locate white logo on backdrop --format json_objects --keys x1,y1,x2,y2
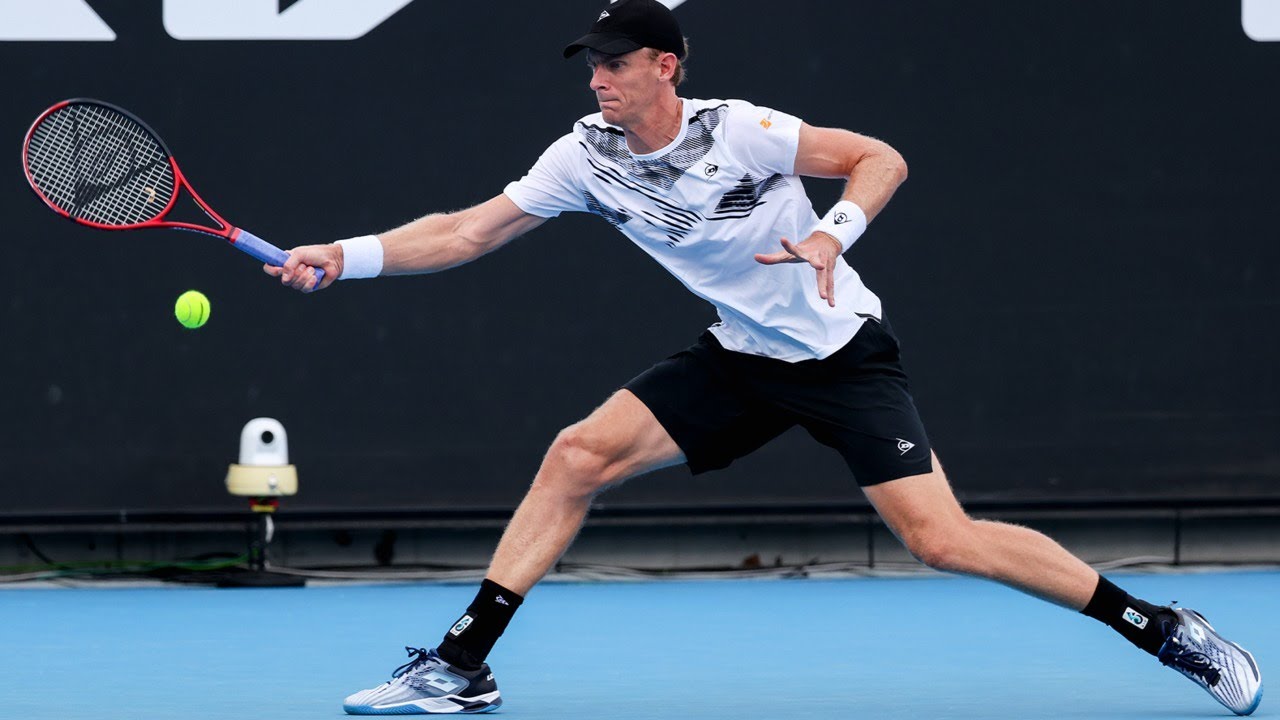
[
  {"x1": 11, "y1": 3, "x2": 1272, "y2": 44},
  {"x1": 0, "y1": 0, "x2": 420, "y2": 41},
  {"x1": 164, "y1": 0, "x2": 417, "y2": 41},
  {"x1": 0, "y1": 0, "x2": 693, "y2": 41},
  {"x1": 0, "y1": 0, "x2": 115, "y2": 41},
  {"x1": 1243, "y1": 0, "x2": 1280, "y2": 40}
]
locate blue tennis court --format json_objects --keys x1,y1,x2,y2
[{"x1": 1, "y1": 569, "x2": 1272, "y2": 719}]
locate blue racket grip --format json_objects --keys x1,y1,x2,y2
[{"x1": 233, "y1": 228, "x2": 326, "y2": 285}]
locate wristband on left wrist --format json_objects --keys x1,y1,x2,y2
[{"x1": 811, "y1": 200, "x2": 867, "y2": 253}]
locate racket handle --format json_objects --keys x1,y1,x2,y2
[{"x1": 233, "y1": 228, "x2": 326, "y2": 285}]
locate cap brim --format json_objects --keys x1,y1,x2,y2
[{"x1": 562, "y1": 33, "x2": 645, "y2": 59}]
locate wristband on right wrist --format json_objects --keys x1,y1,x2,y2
[{"x1": 335, "y1": 235, "x2": 383, "y2": 280}]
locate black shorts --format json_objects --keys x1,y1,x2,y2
[{"x1": 623, "y1": 319, "x2": 933, "y2": 487}]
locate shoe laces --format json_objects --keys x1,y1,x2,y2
[
  {"x1": 1159, "y1": 638, "x2": 1222, "y2": 687},
  {"x1": 391, "y1": 647, "x2": 436, "y2": 679}
]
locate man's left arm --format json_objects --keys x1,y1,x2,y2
[
  {"x1": 754, "y1": 123, "x2": 909, "y2": 306},
  {"x1": 794, "y1": 123, "x2": 908, "y2": 222}
]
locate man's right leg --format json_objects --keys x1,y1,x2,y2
[
  {"x1": 434, "y1": 389, "x2": 685, "y2": 667},
  {"x1": 484, "y1": 388, "x2": 685, "y2": 596},
  {"x1": 343, "y1": 389, "x2": 684, "y2": 715}
]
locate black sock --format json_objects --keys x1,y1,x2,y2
[
  {"x1": 436, "y1": 578, "x2": 524, "y2": 670},
  {"x1": 1080, "y1": 575, "x2": 1176, "y2": 656}
]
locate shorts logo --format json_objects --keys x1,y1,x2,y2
[
  {"x1": 1123, "y1": 607, "x2": 1148, "y2": 630},
  {"x1": 599, "y1": 10, "x2": 611, "y2": 20},
  {"x1": 896, "y1": 439, "x2": 915, "y2": 455},
  {"x1": 449, "y1": 614, "x2": 474, "y2": 636}
]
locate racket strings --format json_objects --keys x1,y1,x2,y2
[{"x1": 26, "y1": 103, "x2": 175, "y2": 227}]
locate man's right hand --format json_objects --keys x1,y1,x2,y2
[{"x1": 263, "y1": 243, "x2": 343, "y2": 293}]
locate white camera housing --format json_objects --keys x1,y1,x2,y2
[
  {"x1": 226, "y1": 418, "x2": 297, "y2": 498},
  {"x1": 239, "y1": 417, "x2": 289, "y2": 466}
]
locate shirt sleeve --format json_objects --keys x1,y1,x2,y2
[
  {"x1": 502, "y1": 133, "x2": 587, "y2": 218},
  {"x1": 722, "y1": 100, "x2": 803, "y2": 177}
]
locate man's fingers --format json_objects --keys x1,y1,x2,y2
[
  {"x1": 296, "y1": 267, "x2": 317, "y2": 292},
  {"x1": 757, "y1": 238, "x2": 808, "y2": 265},
  {"x1": 284, "y1": 264, "x2": 308, "y2": 290},
  {"x1": 817, "y1": 256, "x2": 835, "y2": 306},
  {"x1": 263, "y1": 244, "x2": 339, "y2": 293},
  {"x1": 754, "y1": 250, "x2": 798, "y2": 265},
  {"x1": 757, "y1": 235, "x2": 836, "y2": 305},
  {"x1": 781, "y1": 237, "x2": 824, "y2": 270},
  {"x1": 279, "y1": 252, "x2": 304, "y2": 283},
  {"x1": 778, "y1": 237, "x2": 805, "y2": 262}
]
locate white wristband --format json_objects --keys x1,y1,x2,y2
[
  {"x1": 335, "y1": 235, "x2": 383, "y2": 280},
  {"x1": 812, "y1": 200, "x2": 868, "y2": 253}
]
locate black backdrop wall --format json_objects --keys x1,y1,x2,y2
[{"x1": 1, "y1": 1, "x2": 1277, "y2": 517}]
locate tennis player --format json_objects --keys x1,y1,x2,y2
[{"x1": 268, "y1": 0, "x2": 1262, "y2": 715}]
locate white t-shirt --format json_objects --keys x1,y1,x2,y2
[{"x1": 503, "y1": 97, "x2": 883, "y2": 362}]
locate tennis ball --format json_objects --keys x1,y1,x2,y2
[{"x1": 174, "y1": 290, "x2": 210, "y2": 329}]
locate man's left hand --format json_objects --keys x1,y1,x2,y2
[{"x1": 754, "y1": 232, "x2": 843, "y2": 307}]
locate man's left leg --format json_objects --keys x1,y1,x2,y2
[
  {"x1": 862, "y1": 451, "x2": 1098, "y2": 608},
  {"x1": 864, "y1": 452, "x2": 1263, "y2": 716}
]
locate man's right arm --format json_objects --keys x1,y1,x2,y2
[{"x1": 268, "y1": 193, "x2": 546, "y2": 292}]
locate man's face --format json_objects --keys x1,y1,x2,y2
[{"x1": 586, "y1": 48, "x2": 665, "y2": 127}]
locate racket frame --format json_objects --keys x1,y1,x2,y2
[{"x1": 22, "y1": 98, "x2": 259, "y2": 248}]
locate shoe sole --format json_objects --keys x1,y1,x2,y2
[{"x1": 344, "y1": 692, "x2": 502, "y2": 715}]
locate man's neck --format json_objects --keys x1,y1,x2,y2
[{"x1": 622, "y1": 95, "x2": 683, "y2": 155}]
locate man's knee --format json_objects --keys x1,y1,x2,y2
[
  {"x1": 536, "y1": 423, "x2": 625, "y2": 498},
  {"x1": 902, "y1": 519, "x2": 976, "y2": 573}
]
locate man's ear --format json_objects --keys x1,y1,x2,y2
[{"x1": 657, "y1": 52, "x2": 678, "y2": 81}]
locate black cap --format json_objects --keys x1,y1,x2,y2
[{"x1": 563, "y1": 0, "x2": 685, "y2": 60}]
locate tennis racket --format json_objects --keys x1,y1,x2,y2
[{"x1": 21, "y1": 98, "x2": 320, "y2": 282}]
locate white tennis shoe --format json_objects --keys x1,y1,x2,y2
[
  {"x1": 1158, "y1": 607, "x2": 1262, "y2": 716},
  {"x1": 343, "y1": 647, "x2": 502, "y2": 715}
]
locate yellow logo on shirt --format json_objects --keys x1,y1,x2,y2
[{"x1": 759, "y1": 118, "x2": 773, "y2": 129}]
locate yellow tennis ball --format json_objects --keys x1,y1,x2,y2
[{"x1": 174, "y1": 290, "x2": 210, "y2": 329}]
